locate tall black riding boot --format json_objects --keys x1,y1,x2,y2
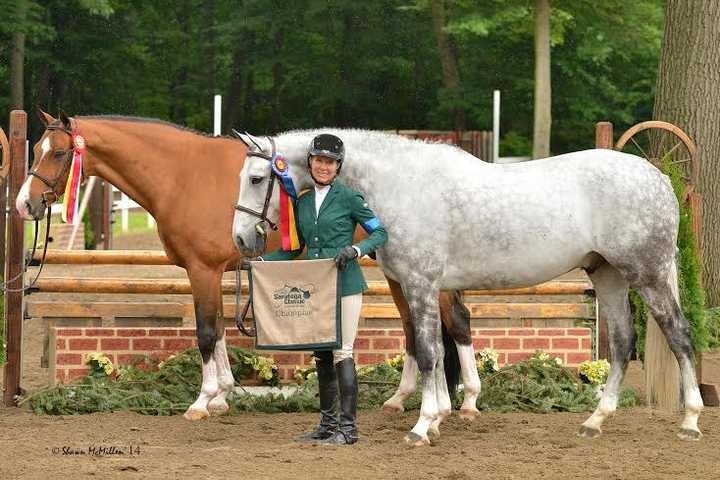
[
  {"x1": 296, "y1": 351, "x2": 338, "y2": 442},
  {"x1": 321, "y1": 358, "x2": 358, "y2": 445}
]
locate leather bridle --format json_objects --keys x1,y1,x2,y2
[
  {"x1": 233, "y1": 137, "x2": 280, "y2": 232},
  {"x1": 28, "y1": 122, "x2": 77, "y2": 205}
]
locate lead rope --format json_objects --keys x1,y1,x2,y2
[
  {"x1": 1, "y1": 206, "x2": 52, "y2": 293},
  {"x1": 235, "y1": 263, "x2": 255, "y2": 337}
]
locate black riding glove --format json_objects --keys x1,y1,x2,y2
[{"x1": 334, "y1": 246, "x2": 358, "y2": 271}]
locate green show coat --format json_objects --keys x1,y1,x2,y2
[{"x1": 263, "y1": 180, "x2": 388, "y2": 296}]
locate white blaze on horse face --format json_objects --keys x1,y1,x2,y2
[
  {"x1": 16, "y1": 136, "x2": 52, "y2": 220},
  {"x1": 15, "y1": 178, "x2": 33, "y2": 220},
  {"x1": 233, "y1": 157, "x2": 278, "y2": 253}
]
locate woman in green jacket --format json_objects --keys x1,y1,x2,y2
[{"x1": 260, "y1": 133, "x2": 388, "y2": 445}]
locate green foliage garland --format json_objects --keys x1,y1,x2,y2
[
  {"x1": 23, "y1": 348, "x2": 641, "y2": 415},
  {"x1": 631, "y1": 159, "x2": 708, "y2": 358}
]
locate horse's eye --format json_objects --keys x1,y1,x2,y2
[
  {"x1": 53, "y1": 151, "x2": 65, "y2": 159},
  {"x1": 251, "y1": 177, "x2": 263, "y2": 185}
]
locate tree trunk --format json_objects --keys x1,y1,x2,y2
[
  {"x1": 171, "y1": 2, "x2": 192, "y2": 124},
  {"x1": 204, "y1": 0, "x2": 217, "y2": 100},
  {"x1": 226, "y1": 45, "x2": 246, "y2": 129},
  {"x1": 532, "y1": 0, "x2": 551, "y2": 159},
  {"x1": 271, "y1": 28, "x2": 284, "y2": 133},
  {"x1": 430, "y1": 0, "x2": 465, "y2": 131},
  {"x1": 654, "y1": 0, "x2": 720, "y2": 306}
]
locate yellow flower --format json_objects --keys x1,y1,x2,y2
[
  {"x1": 84, "y1": 352, "x2": 114, "y2": 377},
  {"x1": 579, "y1": 360, "x2": 610, "y2": 385}
]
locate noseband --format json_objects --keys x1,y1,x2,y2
[
  {"x1": 234, "y1": 137, "x2": 280, "y2": 232},
  {"x1": 28, "y1": 122, "x2": 76, "y2": 205}
]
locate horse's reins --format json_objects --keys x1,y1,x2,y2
[
  {"x1": 1, "y1": 122, "x2": 75, "y2": 293},
  {"x1": 233, "y1": 136, "x2": 282, "y2": 337}
]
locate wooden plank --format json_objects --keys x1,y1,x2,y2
[
  {"x1": 32, "y1": 277, "x2": 592, "y2": 296},
  {"x1": 29, "y1": 300, "x2": 591, "y2": 320},
  {"x1": 33, "y1": 249, "x2": 380, "y2": 267},
  {"x1": 3, "y1": 110, "x2": 26, "y2": 406},
  {"x1": 27, "y1": 301, "x2": 187, "y2": 318},
  {"x1": 465, "y1": 303, "x2": 590, "y2": 319},
  {"x1": 34, "y1": 249, "x2": 173, "y2": 265}
]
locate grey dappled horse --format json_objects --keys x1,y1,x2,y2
[{"x1": 232, "y1": 129, "x2": 703, "y2": 444}]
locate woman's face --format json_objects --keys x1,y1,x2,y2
[{"x1": 310, "y1": 155, "x2": 339, "y2": 185}]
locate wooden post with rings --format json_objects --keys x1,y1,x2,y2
[
  {"x1": 594, "y1": 122, "x2": 613, "y2": 360},
  {"x1": 3, "y1": 110, "x2": 27, "y2": 406}
]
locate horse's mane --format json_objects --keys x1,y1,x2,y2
[
  {"x1": 278, "y1": 128, "x2": 468, "y2": 156},
  {"x1": 79, "y1": 115, "x2": 238, "y2": 140}
]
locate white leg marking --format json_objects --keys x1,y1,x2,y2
[
  {"x1": 407, "y1": 372, "x2": 438, "y2": 445},
  {"x1": 678, "y1": 362, "x2": 703, "y2": 440},
  {"x1": 429, "y1": 359, "x2": 452, "y2": 437},
  {"x1": 382, "y1": 353, "x2": 418, "y2": 413},
  {"x1": 580, "y1": 365, "x2": 623, "y2": 435},
  {"x1": 456, "y1": 342, "x2": 481, "y2": 419},
  {"x1": 208, "y1": 338, "x2": 235, "y2": 416},
  {"x1": 184, "y1": 356, "x2": 218, "y2": 420}
]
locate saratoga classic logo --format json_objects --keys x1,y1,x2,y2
[{"x1": 272, "y1": 284, "x2": 315, "y2": 318}]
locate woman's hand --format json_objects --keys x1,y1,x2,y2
[{"x1": 334, "y1": 246, "x2": 358, "y2": 271}]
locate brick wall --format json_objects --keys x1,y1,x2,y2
[{"x1": 50, "y1": 326, "x2": 592, "y2": 385}]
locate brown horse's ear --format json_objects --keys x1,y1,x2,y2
[
  {"x1": 59, "y1": 110, "x2": 72, "y2": 130},
  {"x1": 37, "y1": 107, "x2": 55, "y2": 127}
]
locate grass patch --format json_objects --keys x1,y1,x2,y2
[{"x1": 113, "y1": 210, "x2": 156, "y2": 237}]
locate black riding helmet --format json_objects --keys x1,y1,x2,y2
[{"x1": 307, "y1": 133, "x2": 345, "y2": 171}]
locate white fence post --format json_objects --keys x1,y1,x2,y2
[
  {"x1": 493, "y1": 90, "x2": 500, "y2": 163},
  {"x1": 214, "y1": 95, "x2": 222, "y2": 137}
]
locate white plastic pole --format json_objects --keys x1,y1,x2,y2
[
  {"x1": 493, "y1": 90, "x2": 500, "y2": 163},
  {"x1": 213, "y1": 95, "x2": 222, "y2": 136},
  {"x1": 121, "y1": 192, "x2": 129, "y2": 232}
]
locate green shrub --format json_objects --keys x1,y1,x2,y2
[{"x1": 632, "y1": 159, "x2": 708, "y2": 358}]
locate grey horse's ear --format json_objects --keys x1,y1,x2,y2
[
  {"x1": 232, "y1": 129, "x2": 253, "y2": 148},
  {"x1": 232, "y1": 130, "x2": 265, "y2": 151}
]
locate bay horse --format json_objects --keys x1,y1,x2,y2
[
  {"x1": 16, "y1": 111, "x2": 478, "y2": 422},
  {"x1": 233, "y1": 128, "x2": 704, "y2": 444}
]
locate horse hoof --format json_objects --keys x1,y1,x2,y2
[
  {"x1": 428, "y1": 426, "x2": 440, "y2": 438},
  {"x1": 382, "y1": 403, "x2": 404, "y2": 415},
  {"x1": 183, "y1": 408, "x2": 209, "y2": 421},
  {"x1": 459, "y1": 408, "x2": 480, "y2": 421},
  {"x1": 677, "y1": 429, "x2": 702, "y2": 441},
  {"x1": 208, "y1": 401, "x2": 230, "y2": 416},
  {"x1": 404, "y1": 432, "x2": 430, "y2": 447},
  {"x1": 577, "y1": 425, "x2": 601, "y2": 438}
]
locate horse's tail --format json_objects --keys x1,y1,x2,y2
[
  {"x1": 442, "y1": 290, "x2": 469, "y2": 405},
  {"x1": 669, "y1": 249, "x2": 681, "y2": 303},
  {"x1": 442, "y1": 322, "x2": 460, "y2": 404}
]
